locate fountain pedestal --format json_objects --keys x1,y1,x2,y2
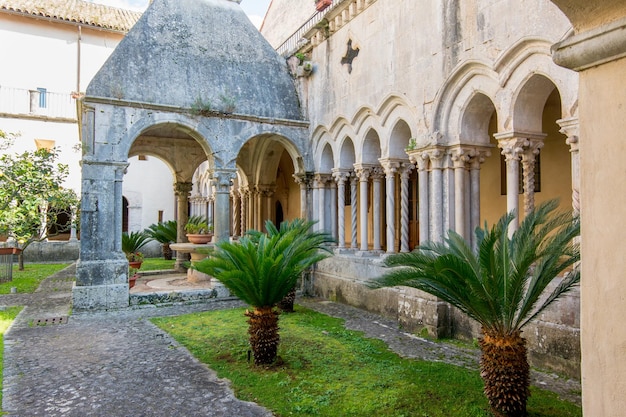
[{"x1": 170, "y1": 243, "x2": 228, "y2": 296}]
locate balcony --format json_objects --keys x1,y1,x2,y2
[{"x1": 0, "y1": 85, "x2": 77, "y2": 121}]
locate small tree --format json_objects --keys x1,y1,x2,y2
[
  {"x1": 146, "y1": 220, "x2": 177, "y2": 259},
  {"x1": 369, "y1": 200, "x2": 580, "y2": 417},
  {"x1": 194, "y1": 219, "x2": 334, "y2": 365},
  {"x1": 0, "y1": 130, "x2": 79, "y2": 269}
]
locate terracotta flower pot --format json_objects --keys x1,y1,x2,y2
[
  {"x1": 128, "y1": 261, "x2": 142, "y2": 269},
  {"x1": 316, "y1": 0, "x2": 332, "y2": 12},
  {"x1": 186, "y1": 233, "x2": 213, "y2": 244},
  {"x1": 128, "y1": 273, "x2": 139, "y2": 289}
]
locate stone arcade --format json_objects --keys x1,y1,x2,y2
[
  {"x1": 73, "y1": 1, "x2": 626, "y2": 414},
  {"x1": 73, "y1": 0, "x2": 309, "y2": 309}
]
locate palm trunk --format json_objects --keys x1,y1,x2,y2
[
  {"x1": 479, "y1": 329, "x2": 530, "y2": 417},
  {"x1": 162, "y1": 243, "x2": 173, "y2": 260},
  {"x1": 244, "y1": 306, "x2": 280, "y2": 365},
  {"x1": 277, "y1": 286, "x2": 296, "y2": 312}
]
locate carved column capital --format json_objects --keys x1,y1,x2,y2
[
  {"x1": 469, "y1": 147, "x2": 492, "y2": 169},
  {"x1": 313, "y1": 173, "x2": 332, "y2": 188},
  {"x1": 332, "y1": 168, "x2": 350, "y2": 184},
  {"x1": 495, "y1": 131, "x2": 546, "y2": 161},
  {"x1": 258, "y1": 184, "x2": 277, "y2": 197},
  {"x1": 174, "y1": 181, "x2": 193, "y2": 196},
  {"x1": 558, "y1": 117, "x2": 580, "y2": 152},
  {"x1": 448, "y1": 145, "x2": 474, "y2": 169},
  {"x1": 400, "y1": 162, "x2": 415, "y2": 179},
  {"x1": 370, "y1": 166, "x2": 385, "y2": 181},
  {"x1": 354, "y1": 164, "x2": 374, "y2": 181},
  {"x1": 211, "y1": 171, "x2": 236, "y2": 193},
  {"x1": 425, "y1": 147, "x2": 446, "y2": 170},
  {"x1": 293, "y1": 172, "x2": 313, "y2": 189},
  {"x1": 378, "y1": 158, "x2": 402, "y2": 177}
]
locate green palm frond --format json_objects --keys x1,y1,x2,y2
[
  {"x1": 122, "y1": 230, "x2": 152, "y2": 254},
  {"x1": 194, "y1": 218, "x2": 334, "y2": 308},
  {"x1": 369, "y1": 200, "x2": 580, "y2": 335},
  {"x1": 145, "y1": 220, "x2": 177, "y2": 244}
]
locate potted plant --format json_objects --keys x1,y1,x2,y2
[
  {"x1": 126, "y1": 251, "x2": 144, "y2": 269},
  {"x1": 146, "y1": 220, "x2": 177, "y2": 260},
  {"x1": 315, "y1": 0, "x2": 332, "y2": 12},
  {"x1": 184, "y1": 215, "x2": 213, "y2": 244},
  {"x1": 128, "y1": 266, "x2": 140, "y2": 289},
  {"x1": 122, "y1": 230, "x2": 152, "y2": 268}
]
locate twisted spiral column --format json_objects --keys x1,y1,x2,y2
[{"x1": 400, "y1": 163, "x2": 413, "y2": 252}]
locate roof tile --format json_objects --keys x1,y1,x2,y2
[{"x1": 0, "y1": 0, "x2": 142, "y2": 32}]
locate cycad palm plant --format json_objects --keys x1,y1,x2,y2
[
  {"x1": 369, "y1": 200, "x2": 580, "y2": 417},
  {"x1": 146, "y1": 220, "x2": 177, "y2": 260},
  {"x1": 121, "y1": 230, "x2": 152, "y2": 260},
  {"x1": 194, "y1": 218, "x2": 334, "y2": 365}
]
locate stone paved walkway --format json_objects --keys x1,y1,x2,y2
[{"x1": 1, "y1": 264, "x2": 581, "y2": 416}]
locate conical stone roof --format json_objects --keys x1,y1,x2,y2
[{"x1": 87, "y1": 0, "x2": 302, "y2": 120}]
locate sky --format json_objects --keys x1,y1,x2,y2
[{"x1": 87, "y1": 0, "x2": 271, "y2": 28}]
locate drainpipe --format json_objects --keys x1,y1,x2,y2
[{"x1": 76, "y1": 25, "x2": 82, "y2": 93}]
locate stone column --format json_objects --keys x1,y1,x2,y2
[
  {"x1": 409, "y1": 151, "x2": 430, "y2": 245},
  {"x1": 495, "y1": 134, "x2": 527, "y2": 235},
  {"x1": 380, "y1": 159, "x2": 401, "y2": 253},
  {"x1": 558, "y1": 117, "x2": 581, "y2": 216},
  {"x1": 469, "y1": 149, "x2": 491, "y2": 247},
  {"x1": 427, "y1": 148, "x2": 445, "y2": 242},
  {"x1": 260, "y1": 185, "x2": 276, "y2": 230},
  {"x1": 350, "y1": 173, "x2": 358, "y2": 249},
  {"x1": 254, "y1": 187, "x2": 263, "y2": 231},
  {"x1": 330, "y1": 181, "x2": 338, "y2": 240},
  {"x1": 521, "y1": 137, "x2": 545, "y2": 215},
  {"x1": 239, "y1": 188, "x2": 248, "y2": 235},
  {"x1": 400, "y1": 162, "x2": 414, "y2": 252},
  {"x1": 293, "y1": 173, "x2": 311, "y2": 221},
  {"x1": 354, "y1": 165, "x2": 371, "y2": 251},
  {"x1": 74, "y1": 161, "x2": 130, "y2": 310},
  {"x1": 449, "y1": 146, "x2": 472, "y2": 239},
  {"x1": 212, "y1": 171, "x2": 236, "y2": 242},
  {"x1": 332, "y1": 169, "x2": 350, "y2": 248},
  {"x1": 231, "y1": 189, "x2": 240, "y2": 237},
  {"x1": 371, "y1": 167, "x2": 384, "y2": 251},
  {"x1": 174, "y1": 181, "x2": 193, "y2": 270},
  {"x1": 69, "y1": 205, "x2": 78, "y2": 242},
  {"x1": 314, "y1": 174, "x2": 331, "y2": 232}
]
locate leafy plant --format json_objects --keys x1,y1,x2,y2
[
  {"x1": 185, "y1": 215, "x2": 212, "y2": 234},
  {"x1": 122, "y1": 231, "x2": 152, "y2": 260},
  {"x1": 295, "y1": 52, "x2": 307, "y2": 64},
  {"x1": 190, "y1": 96, "x2": 213, "y2": 116},
  {"x1": 0, "y1": 130, "x2": 79, "y2": 269},
  {"x1": 369, "y1": 200, "x2": 580, "y2": 417},
  {"x1": 219, "y1": 94, "x2": 236, "y2": 114},
  {"x1": 193, "y1": 218, "x2": 334, "y2": 365},
  {"x1": 146, "y1": 220, "x2": 177, "y2": 260}
]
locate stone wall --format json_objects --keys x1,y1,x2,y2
[
  {"x1": 313, "y1": 254, "x2": 581, "y2": 378},
  {"x1": 1, "y1": 240, "x2": 162, "y2": 264}
]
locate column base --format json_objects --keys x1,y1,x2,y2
[{"x1": 72, "y1": 283, "x2": 129, "y2": 311}]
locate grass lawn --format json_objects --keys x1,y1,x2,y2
[
  {"x1": 153, "y1": 306, "x2": 581, "y2": 417},
  {"x1": 140, "y1": 258, "x2": 176, "y2": 271},
  {"x1": 0, "y1": 306, "x2": 23, "y2": 406},
  {"x1": 0, "y1": 263, "x2": 70, "y2": 294}
]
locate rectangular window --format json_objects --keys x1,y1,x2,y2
[{"x1": 37, "y1": 87, "x2": 47, "y2": 108}]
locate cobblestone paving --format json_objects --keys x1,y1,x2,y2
[
  {"x1": 1, "y1": 264, "x2": 581, "y2": 416},
  {"x1": 1, "y1": 265, "x2": 271, "y2": 417}
]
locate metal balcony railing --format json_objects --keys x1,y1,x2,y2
[
  {"x1": 0, "y1": 85, "x2": 77, "y2": 120},
  {"x1": 276, "y1": 0, "x2": 346, "y2": 57}
]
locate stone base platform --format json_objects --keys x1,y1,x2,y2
[{"x1": 129, "y1": 270, "x2": 231, "y2": 306}]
